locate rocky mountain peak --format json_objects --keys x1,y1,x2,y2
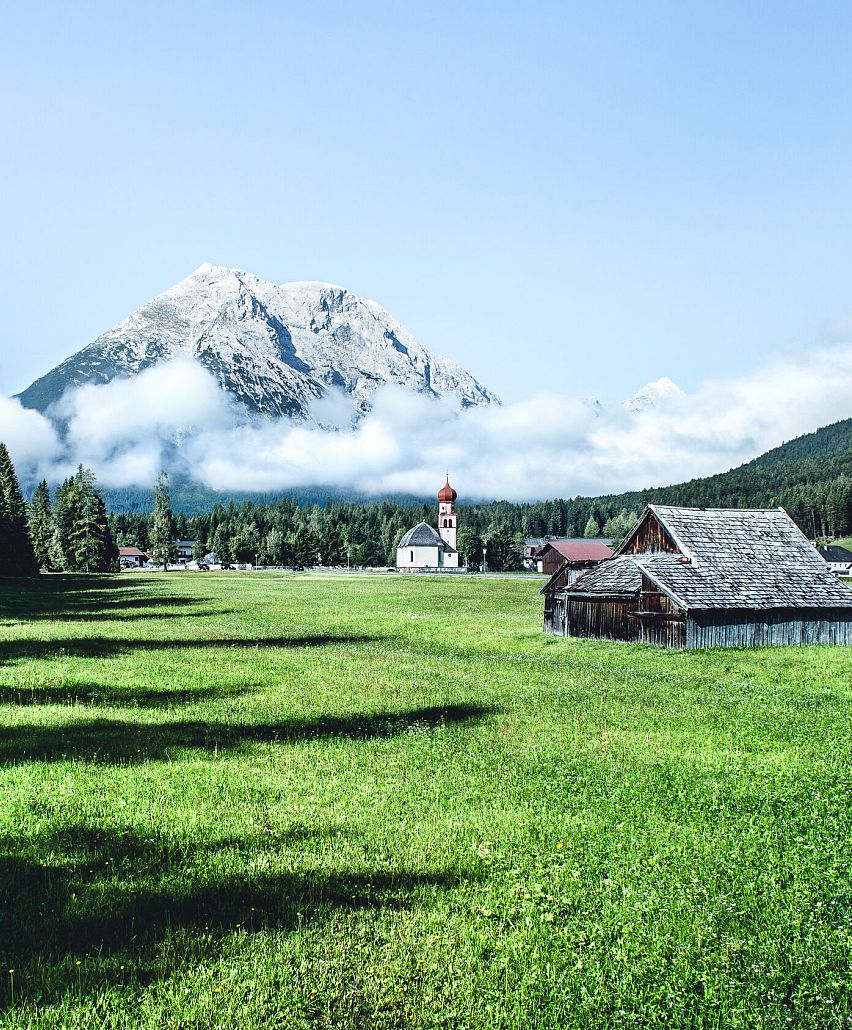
[{"x1": 17, "y1": 265, "x2": 499, "y2": 420}]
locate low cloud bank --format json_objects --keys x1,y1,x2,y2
[{"x1": 5, "y1": 346, "x2": 852, "y2": 501}]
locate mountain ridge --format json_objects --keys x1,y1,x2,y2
[{"x1": 16, "y1": 263, "x2": 498, "y2": 419}]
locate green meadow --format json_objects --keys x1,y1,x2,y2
[{"x1": 0, "y1": 572, "x2": 850, "y2": 1028}]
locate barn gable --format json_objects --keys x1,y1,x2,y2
[{"x1": 617, "y1": 508, "x2": 682, "y2": 557}]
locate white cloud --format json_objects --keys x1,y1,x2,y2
[
  {"x1": 0, "y1": 396, "x2": 62, "y2": 479},
  {"x1": 4, "y1": 345, "x2": 852, "y2": 500}
]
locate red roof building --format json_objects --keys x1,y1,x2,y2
[{"x1": 536, "y1": 539, "x2": 614, "y2": 575}]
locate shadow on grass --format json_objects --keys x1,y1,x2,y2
[
  {"x1": 0, "y1": 703, "x2": 498, "y2": 764},
  {"x1": 0, "y1": 823, "x2": 473, "y2": 1008},
  {"x1": 0, "y1": 683, "x2": 258, "y2": 708},
  {"x1": 0, "y1": 634, "x2": 382, "y2": 664},
  {"x1": 0, "y1": 575, "x2": 216, "y2": 624}
]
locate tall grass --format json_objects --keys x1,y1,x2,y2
[{"x1": 0, "y1": 572, "x2": 850, "y2": 1028}]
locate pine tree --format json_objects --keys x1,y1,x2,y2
[
  {"x1": 0, "y1": 481, "x2": 11, "y2": 576},
  {"x1": 66, "y1": 468, "x2": 117, "y2": 572},
  {"x1": 27, "y1": 480, "x2": 54, "y2": 571},
  {"x1": 51, "y1": 476, "x2": 79, "y2": 571},
  {"x1": 0, "y1": 442, "x2": 37, "y2": 575},
  {"x1": 583, "y1": 515, "x2": 602, "y2": 538},
  {"x1": 49, "y1": 467, "x2": 117, "y2": 572},
  {"x1": 292, "y1": 523, "x2": 318, "y2": 567},
  {"x1": 149, "y1": 470, "x2": 177, "y2": 571}
]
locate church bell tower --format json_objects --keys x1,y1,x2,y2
[{"x1": 437, "y1": 476, "x2": 458, "y2": 551}]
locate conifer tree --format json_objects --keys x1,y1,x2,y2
[
  {"x1": 27, "y1": 480, "x2": 54, "y2": 571},
  {"x1": 0, "y1": 479, "x2": 11, "y2": 577},
  {"x1": 149, "y1": 470, "x2": 177, "y2": 571},
  {"x1": 51, "y1": 467, "x2": 117, "y2": 572},
  {"x1": 583, "y1": 515, "x2": 602, "y2": 538},
  {"x1": 51, "y1": 475, "x2": 80, "y2": 571},
  {"x1": 0, "y1": 442, "x2": 37, "y2": 575},
  {"x1": 292, "y1": 523, "x2": 318, "y2": 567}
]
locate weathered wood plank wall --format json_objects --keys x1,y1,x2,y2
[
  {"x1": 563, "y1": 597, "x2": 641, "y2": 642},
  {"x1": 686, "y1": 609, "x2": 852, "y2": 647}
]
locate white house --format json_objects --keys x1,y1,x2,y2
[
  {"x1": 817, "y1": 544, "x2": 852, "y2": 577},
  {"x1": 396, "y1": 478, "x2": 461, "y2": 571}
]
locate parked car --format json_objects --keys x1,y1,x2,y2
[
  {"x1": 197, "y1": 563, "x2": 209, "y2": 571},
  {"x1": 291, "y1": 563, "x2": 304, "y2": 572}
]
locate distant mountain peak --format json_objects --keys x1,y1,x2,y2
[
  {"x1": 17, "y1": 265, "x2": 499, "y2": 420},
  {"x1": 626, "y1": 376, "x2": 685, "y2": 412}
]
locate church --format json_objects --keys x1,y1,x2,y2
[{"x1": 396, "y1": 477, "x2": 461, "y2": 571}]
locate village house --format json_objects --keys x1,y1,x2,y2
[
  {"x1": 817, "y1": 543, "x2": 852, "y2": 577},
  {"x1": 118, "y1": 546, "x2": 148, "y2": 568},
  {"x1": 175, "y1": 540, "x2": 198, "y2": 561},
  {"x1": 522, "y1": 537, "x2": 547, "y2": 567},
  {"x1": 396, "y1": 478, "x2": 461, "y2": 571},
  {"x1": 543, "y1": 505, "x2": 852, "y2": 648}
]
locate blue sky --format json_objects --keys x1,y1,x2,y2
[{"x1": 2, "y1": 0, "x2": 851, "y2": 404}]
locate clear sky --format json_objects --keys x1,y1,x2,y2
[{"x1": 2, "y1": 0, "x2": 851, "y2": 403}]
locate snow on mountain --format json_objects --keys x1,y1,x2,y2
[
  {"x1": 625, "y1": 376, "x2": 685, "y2": 413},
  {"x1": 17, "y1": 263, "x2": 499, "y2": 420}
]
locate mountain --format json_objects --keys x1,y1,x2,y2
[
  {"x1": 625, "y1": 376, "x2": 685, "y2": 412},
  {"x1": 16, "y1": 263, "x2": 498, "y2": 419}
]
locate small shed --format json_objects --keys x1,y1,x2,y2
[{"x1": 546, "y1": 505, "x2": 852, "y2": 648}]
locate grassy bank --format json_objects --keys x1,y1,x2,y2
[{"x1": 0, "y1": 573, "x2": 850, "y2": 1028}]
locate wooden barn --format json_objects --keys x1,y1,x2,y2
[{"x1": 543, "y1": 505, "x2": 852, "y2": 648}]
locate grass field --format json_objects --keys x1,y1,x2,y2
[{"x1": 1, "y1": 572, "x2": 850, "y2": 1029}]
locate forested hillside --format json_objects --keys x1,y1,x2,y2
[{"x1": 105, "y1": 419, "x2": 852, "y2": 567}]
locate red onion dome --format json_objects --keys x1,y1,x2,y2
[{"x1": 438, "y1": 477, "x2": 457, "y2": 503}]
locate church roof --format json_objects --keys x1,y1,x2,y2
[
  {"x1": 438, "y1": 477, "x2": 457, "y2": 503},
  {"x1": 398, "y1": 522, "x2": 446, "y2": 549}
]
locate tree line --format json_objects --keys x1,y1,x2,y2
[
  {"x1": 0, "y1": 445, "x2": 119, "y2": 574},
  {"x1": 106, "y1": 447, "x2": 852, "y2": 570}
]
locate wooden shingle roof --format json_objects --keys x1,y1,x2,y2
[
  {"x1": 561, "y1": 556, "x2": 642, "y2": 595},
  {"x1": 564, "y1": 506, "x2": 852, "y2": 611}
]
